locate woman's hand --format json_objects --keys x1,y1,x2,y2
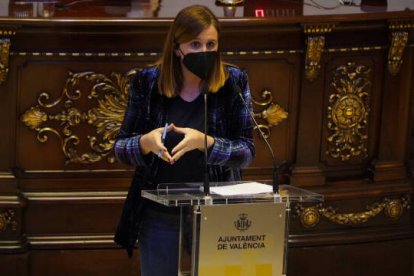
[
  {"x1": 171, "y1": 124, "x2": 214, "y2": 162},
  {"x1": 140, "y1": 125, "x2": 174, "y2": 163}
]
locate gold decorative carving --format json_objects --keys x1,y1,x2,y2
[
  {"x1": 384, "y1": 197, "x2": 410, "y2": 221},
  {"x1": 303, "y1": 24, "x2": 335, "y2": 82},
  {"x1": 327, "y1": 46, "x2": 385, "y2": 53},
  {"x1": 0, "y1": 26, "x2": 17, "y2": 85},
  {"x1": 0, "y1": 209, "x2": 17, "y2": 232},
  {"x1": 0, "y1": 38, "x2": 11, "y2": 85},
  {"x1": 298, "y1": 206, "x2": 320, "y2": 228},
  {"x1": 387, "y1": 20, "x2": 414, "y2": 76},
  {"x1": 305, "y1": 35, "x2": 325, "y2": 81},
  {"x1": 388, "y1": 20, "x2": 414, "y2": 30},
  {"x1": 10, "y1": 46, "x2": 386, "y2": 58},
  {"x1": 295, "y1": 195, "x2": 411, "y2": 227},
  {"x1": 21, "y1": 70, "x2": 137, "y2": 164},
  {"x1": 251, "y1": 89, "x2": 288, "y2": 138},
  {"x1": 0, "y1": 29, "x2": 17, "y2": 36},
  {"x1": 319, "y1": 202, "x2": 382, "y2": 226},
  {"x1": 11, "y1": 47, "x2": 386, "y2": 59},
  {"x1": 326, "y1": 62, "x2": 371, "y2": 161},
  {"x1": 387, "y1": 31, "x2": 408, "y2": 76},
  {"x1": 303, "y1": 24, "x2": 335, "y2": 34}
]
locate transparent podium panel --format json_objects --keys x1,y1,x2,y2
[
  {"x1": 142, "y1": 181, "x2": 323, "y2": 206},
  {"x1": 141, "y1": 181, "x2": 323, "y2": 276}
]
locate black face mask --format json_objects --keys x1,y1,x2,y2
[{"x1": 181, "y1": 50, "x2": 218, "y2": 81}]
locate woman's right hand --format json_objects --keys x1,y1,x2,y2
[{"x1": 139, "y1": 125, "x2": 173, "y2": 164}]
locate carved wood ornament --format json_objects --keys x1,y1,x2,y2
[
  {"x1": 295, "y1": 195, "x2": 411, "y2": 228},
  {"x1": 21, "y1": 70, "x2": 137, "y2": 164},
  {"x1": 0, "y1": 27, "x2": 17, "y2": 85},
  {"x1": 0, "y1": 39, "x2": 10, "y2": 85},
  {"x1": 326, "y1": 62, "x2": 371, "y2": 161},
  {"x1": 303, "y1": 24, "x2": 335, "y2": 82},
  {"x1": 251, "y1": 89, "x2": 288, "y2": 139},
  {"x1": 0, "y1": 209, "x2": 17, "y2": 232},
  {"x1": 388, "y1": 20, "x2": 414, "y2": 76}
]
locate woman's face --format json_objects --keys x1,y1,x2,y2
[{"x1": 177, "y1": 25, "x2": 218, "y2": 55}]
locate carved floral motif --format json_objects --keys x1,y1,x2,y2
[
  {"x1": 251, "y1": 90, "x2": 288, "y2": 138},
  {"x1": 326, "y1": 62, "x2": 371, "y2": 161},
  {"x1": 21, "y1": 70, "x2": 137, "y2": 164}
]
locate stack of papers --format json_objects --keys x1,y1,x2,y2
[{"x1": 210, "y1": 182, "x2": 273, "y2": 196}]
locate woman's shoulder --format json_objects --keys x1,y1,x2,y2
[
  {"x1": 130, "y1": 66, "x2": 159, "y2": 91},
  {"x1": 135, "y1": 66, "x2": 160, "y2": 81},
  {"x1": 225, "y1": 64, "x2": 243, "y2": 75},
  {"x1": 224, "y1": 64, "x2": 247, "y2": 81},
  {"x1": 225, "y1": 64, "x2": 248, "y2": 82}
]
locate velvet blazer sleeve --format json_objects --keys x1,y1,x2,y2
[
  {"x1": 113, "y1": 69, "x2": 155, "y2": 167},
  {"x1": 207, "y1": 68, "x2": 255, "y2": 168}
]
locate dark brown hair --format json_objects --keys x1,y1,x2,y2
[{"x1": 156, "y1": 5, "x2": 228, "y2": 97}]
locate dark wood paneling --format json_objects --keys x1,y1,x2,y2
[
  {"x1": 29, "y1": 249, "x2": 139, "y2": 276},
  {"x1": 288, "y1": 239, "x2": 414, "y2": 276},
  {"x1": 25, "y1": 200, "x2": 121, "y2": 235},
  {"x1": 229, "y1": 55, "x2": 301, "y2": 170},
  {"x1": 0, "y1": 253, "x2": 28, "y2": 276}
]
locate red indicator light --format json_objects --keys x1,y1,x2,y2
[{"x1": 255, "y1": 9, "x2": 265, "y2": 17}]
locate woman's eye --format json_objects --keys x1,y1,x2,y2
[
  {"x1": 190, "y1": 41, "x2": 201, "y2": 48},
  {"x1": 207, "y1": 41, "x2": 216, "y2": 49}
]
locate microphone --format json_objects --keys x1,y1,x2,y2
[
  {"x1": 202, "y1": 85, "x2": 210, "y2": 195},
  {"x1": 181, "y1": 51, "x2": 217, "y2": 195},
  {"x1": 232, "y1": 78, "x2": 280, "y2": 194}
]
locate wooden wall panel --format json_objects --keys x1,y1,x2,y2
[
  {"x1": 288, "y1": 239, "x2": 413, "y2": 276},
  {"x1": 319, "y1": 52, "x2": 384, "y2": 178},
  {"x1": 24, "y1": 200, "x2": 120, "y2": 235},
  {"x1": 29, "y1": 249, "x2": 139, "y2": 276},
  {"x1": 226, "y1": 56, "x2": 301, "y2": 175},
  {"x1": 14, "y1": 58, "x2": 154, "y2": 171}
]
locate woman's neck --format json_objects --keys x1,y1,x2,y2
[{"x1": 180, "y1": 66, "x2": 202, "y2": 102}]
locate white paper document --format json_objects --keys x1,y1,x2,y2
[{"x1": 210, "y1": 182, "x2": 273, "y2": 196}]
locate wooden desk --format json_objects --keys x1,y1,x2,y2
[{"x1": 0, "y1": 1, "x2": 413, "y2": 275}]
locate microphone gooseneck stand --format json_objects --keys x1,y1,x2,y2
[
  {"x1": 203, "y1": 87, "x2": 210, "y2": 196},
  {"x1": 234, "y1": 83, "x2": 280, "y2": 194},
  {"x1": 202, "y1": 74, "x2": 281, "y2": 195}
]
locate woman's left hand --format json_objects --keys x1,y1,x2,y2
[{"x1": 170, "y1": 124, "x2": 214, "y2": 162}]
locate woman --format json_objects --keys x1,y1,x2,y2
[{"x1": 114, "y1": 5, "x2": 255, "y2": 275}]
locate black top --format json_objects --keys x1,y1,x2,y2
[
  {"x1": 145, "y1": 93, "x2": 205, "y2": 215},
  {"x1": 155, "y1": 93, "x2": 205, "y2": 184}
]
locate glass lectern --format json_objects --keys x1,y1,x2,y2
[{"x1": 142, "y1": 181, "x2": 323, "y2": 276}]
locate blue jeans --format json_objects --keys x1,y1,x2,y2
[{"x1": 138, "y1": 207, "x2": 181, "y2": 276}]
